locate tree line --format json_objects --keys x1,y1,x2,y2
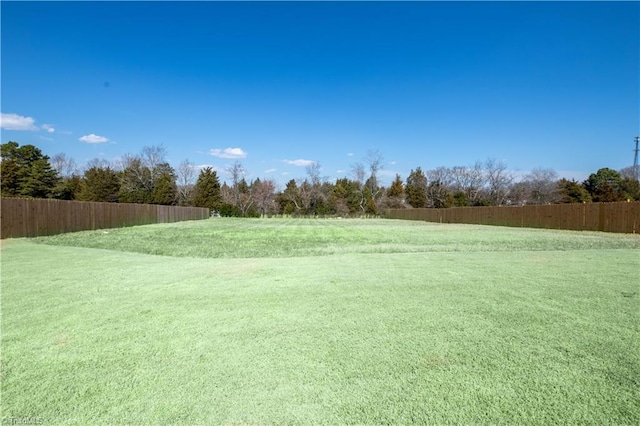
[{"x1": 2, "y1": 141, "x2": 639, "y2": 217}]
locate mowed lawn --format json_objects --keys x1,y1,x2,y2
[{"x1": 1, "y1": 218, "x2": 639, "y2": 425}]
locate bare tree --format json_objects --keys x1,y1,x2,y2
[
  {"x1": 51, "y1": 153, "x2": 78, "y2": 177},
  {"x1": 364, "y1": 150, "x2": 385, "y2": 213},
  {"x1": 296, "y1": 179, "x2": 314, "y2": 213},
  {"x1": 224, "y1": 161, "x2": 258, "y2": 215},
  {"x1": 113, "y1": 145, "x2": 167, "y2": 173},
  {"x1": 483, "y1": 158, "x2": 514, "y2": 205},
  {"x1": 226, "y1": 161, "x2": 247, "y2": 209},
  {"x1": 252, "y1": 179, "x2": 277, "y2": 216},
  {"x1": 619, "y1": 165, "x2": 638, "y2": 181},
  {"x1": 86, "y1": 158, "x2": 112, "y2": 171},
  {"x1": 427, "y1": 167, "x2": 454, "y2": 188},
  {"x1": 450, "y1": 162, "x2": 485, "y2": 204},
  {"x1": 114, "y1": 145, "x2": 176, "y2": 204},
  {"x1": 141, "y1": 145, "x2": 167, "y2": 170},
  {"x1": 523, "y1": 168, "x2": 560, "y2": 204},
  {"x1": 118, "y1": 153, "x2": 152, "y2": 194},
  {"x1": 351, "y1": 162, "x2": 366, "y2": 185},
  {"x1": 140, "y1": 145, "x2": 169, "y2": 188},
  {"x1": 427, "y1": 167, "x2": 454, "y2": 208},
  {"x1": 305, "y1": 162, "x2": 328, "y2": 214},
  {"x1": 226, "y1": 161, "x2": 246, "y2": 185},
  {"x1": 351, "y1": 162, "x2": 367, "y2": 212},
  {"x1": 365, "y1": 149, "x2": 384, "y2": 193},
  {"x1": 177, "y1": 159, "x2": 196, "y2": 205},
  {"x1": 305, "y1": 162, "x2": 322, "y2": 186},
  {"x1": 238, "y1": 185, "x2": 255, "y2": 216},
  {"x1": 220, "y1": 182, "x2": 234, "y2": 206}
]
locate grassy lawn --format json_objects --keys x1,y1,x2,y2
[{"x1": 2, "y1": 218, "x2": 639, "y2": 424}]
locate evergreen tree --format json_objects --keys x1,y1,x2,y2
[
  {"x1": 192, "y1": 167, "x2": 221, "y2": 211},
  {"x1": 279, "y1": 179, "x2": 301, "y2": 214},
  {"x1": 620, "y1": 177, "x2": 640, "y2": 201},
  {"x1": 330, "y1": 178, "x2": 360, "y2": 215},
  {"x1": 584, "y1": 168, "x2": 624, "y2": 202},
  {"x1": 79, "y1": 166, "x2": 121, "y2": 202},
  {"x1": 0, "y1": 141, "x2": 59, "y2": 198},
  {"x1": 387, "y1": 174, "x2": 404, "y2": 198},
  {"x1": 379, "y1": 174, "x2": 405, "y2": 210},
  {"x1": 52, "y1": 174, "x2": 83, "y2": 200},
  {"x1": 557, "y1": 179, "x2": 591, "y2": 203},
  {"x1": 405, "y1": 167, "x2": 428, "y2": 208},
  {"x1": 452, "y1": 191, "x2": 470, "y2": 207},
  {"x1": 150, "y1": 164, "x2": 177, "y2": 205},
  {"x1": 151, "y1": 172, "x2": 177, "y2": 204},
  {"x1": 116, "y1": 146, "x2": 176, "y2": 205}
]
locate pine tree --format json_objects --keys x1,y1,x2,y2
[
  {"x1": 405, "y1": 167, "x2": 428, "y2": 208},
  {"x1": 279, "y1": 179, "x2": 301, "y2": 214},
  {"x1": 584, "y1": 168, "x2": 624, "y2": 202},
  {"x1": 387, "y1": 174, "x2": 404, "y2": 198},
  {"x1": 384, "y1": 174, "x2": 405, "y2": 209},
  {"x1": 192, "y1": 167, "x2": 221, "y2": 211},
  {"x1": 557, "y1": 179, "x2": 591, "y2": 203},
  {"x1": 1, "y1": 141, "x2": 59, "y2": 198},
  {"x1": 79, "y1": 166, "x2": 121, "y2": 202},
  {"x1": 150, "y1": 165, "x2": 177, "y2": 205},
  {"x1": 151, "y1": 171, "x2": 178, "y2": 205}
]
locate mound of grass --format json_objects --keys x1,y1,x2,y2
[
  {"x1": 32, "y1": 218, "x2": 640, "y2": 258},
  {"x1": 3, "y1": 219, "x2": 639, "y2": 424}
]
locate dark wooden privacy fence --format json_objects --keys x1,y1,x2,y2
[
  {"x1": 385, "y1": 202, "x2": 640, "y2": 234},
  {"x1": 0, "y1": 198, "x2": 210, "y2": 239}
]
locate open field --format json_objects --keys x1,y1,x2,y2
[{"x1": 2, "y1": 218, "x2": 639, "y2": 424}]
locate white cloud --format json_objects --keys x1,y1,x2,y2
[
  {"x1": 336, "y1": 169, "x2": 346, "y2": 174},
  {"x1": 284, "y1": 159, "x2": 316, "y2": 167},
  {"x1": 264, "y1": 168, "x2": 277, "y2": 174},
  {"x1": 79, "y1": 133, "x2": 109, "y2": 144},
  {"x1": 0, "y1": 113, "x2": 37, "y2": 131},
  {"x1": 389, "y1": 161, "x2": 397, "y2": 165},
  {"x1": 281, "y1": 172, "x2": 290, "y2": 176},
  {"x1": 42, "y1": 124, "x2": 55, "y2": 133},
  {"x1": 347, "y1": 153, "x2": 354, "y2": 157},
  {"x1": 209, "y1": 147, "x2": 247, "y2": 159}
]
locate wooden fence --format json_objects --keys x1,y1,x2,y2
[
  {"x1": 0, "y1": 198, "x2": 210, "y2": 239},
  {"x1": 384, "y1": 202, "x2": 640, "y2": 234}
]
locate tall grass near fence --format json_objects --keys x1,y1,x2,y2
[
  {"x1": 385, "y1": 201, "x2": 640, "y2": 233},
  {"x1": 0, "y1": 198, "x2": 209, "y2": 238}
]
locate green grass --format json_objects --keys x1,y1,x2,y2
[
  {"x1": 2, "y1": 218, "x2": 639, "y2": 424},
  {"x1": 31, "y1": 217, "x2": 640, "y2": 258}
]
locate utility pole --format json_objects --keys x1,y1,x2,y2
[{"x1": 634, "y1": 136, "x2": 639, "y2": 181}]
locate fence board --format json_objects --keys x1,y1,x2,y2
[
  {"x1": 0, "y1": 198, "x2": 209, "y2": 239},
  {"x1": 385, "y1": 202, "x2": 640, "y2": 234}
]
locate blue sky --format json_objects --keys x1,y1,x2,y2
[{"x1": 1, "y1": 1, "x2": 638, "y2": 187}]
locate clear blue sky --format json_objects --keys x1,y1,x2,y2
[{"x1": 2, "y1": 1, "x2": 638, "y2": 186}]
